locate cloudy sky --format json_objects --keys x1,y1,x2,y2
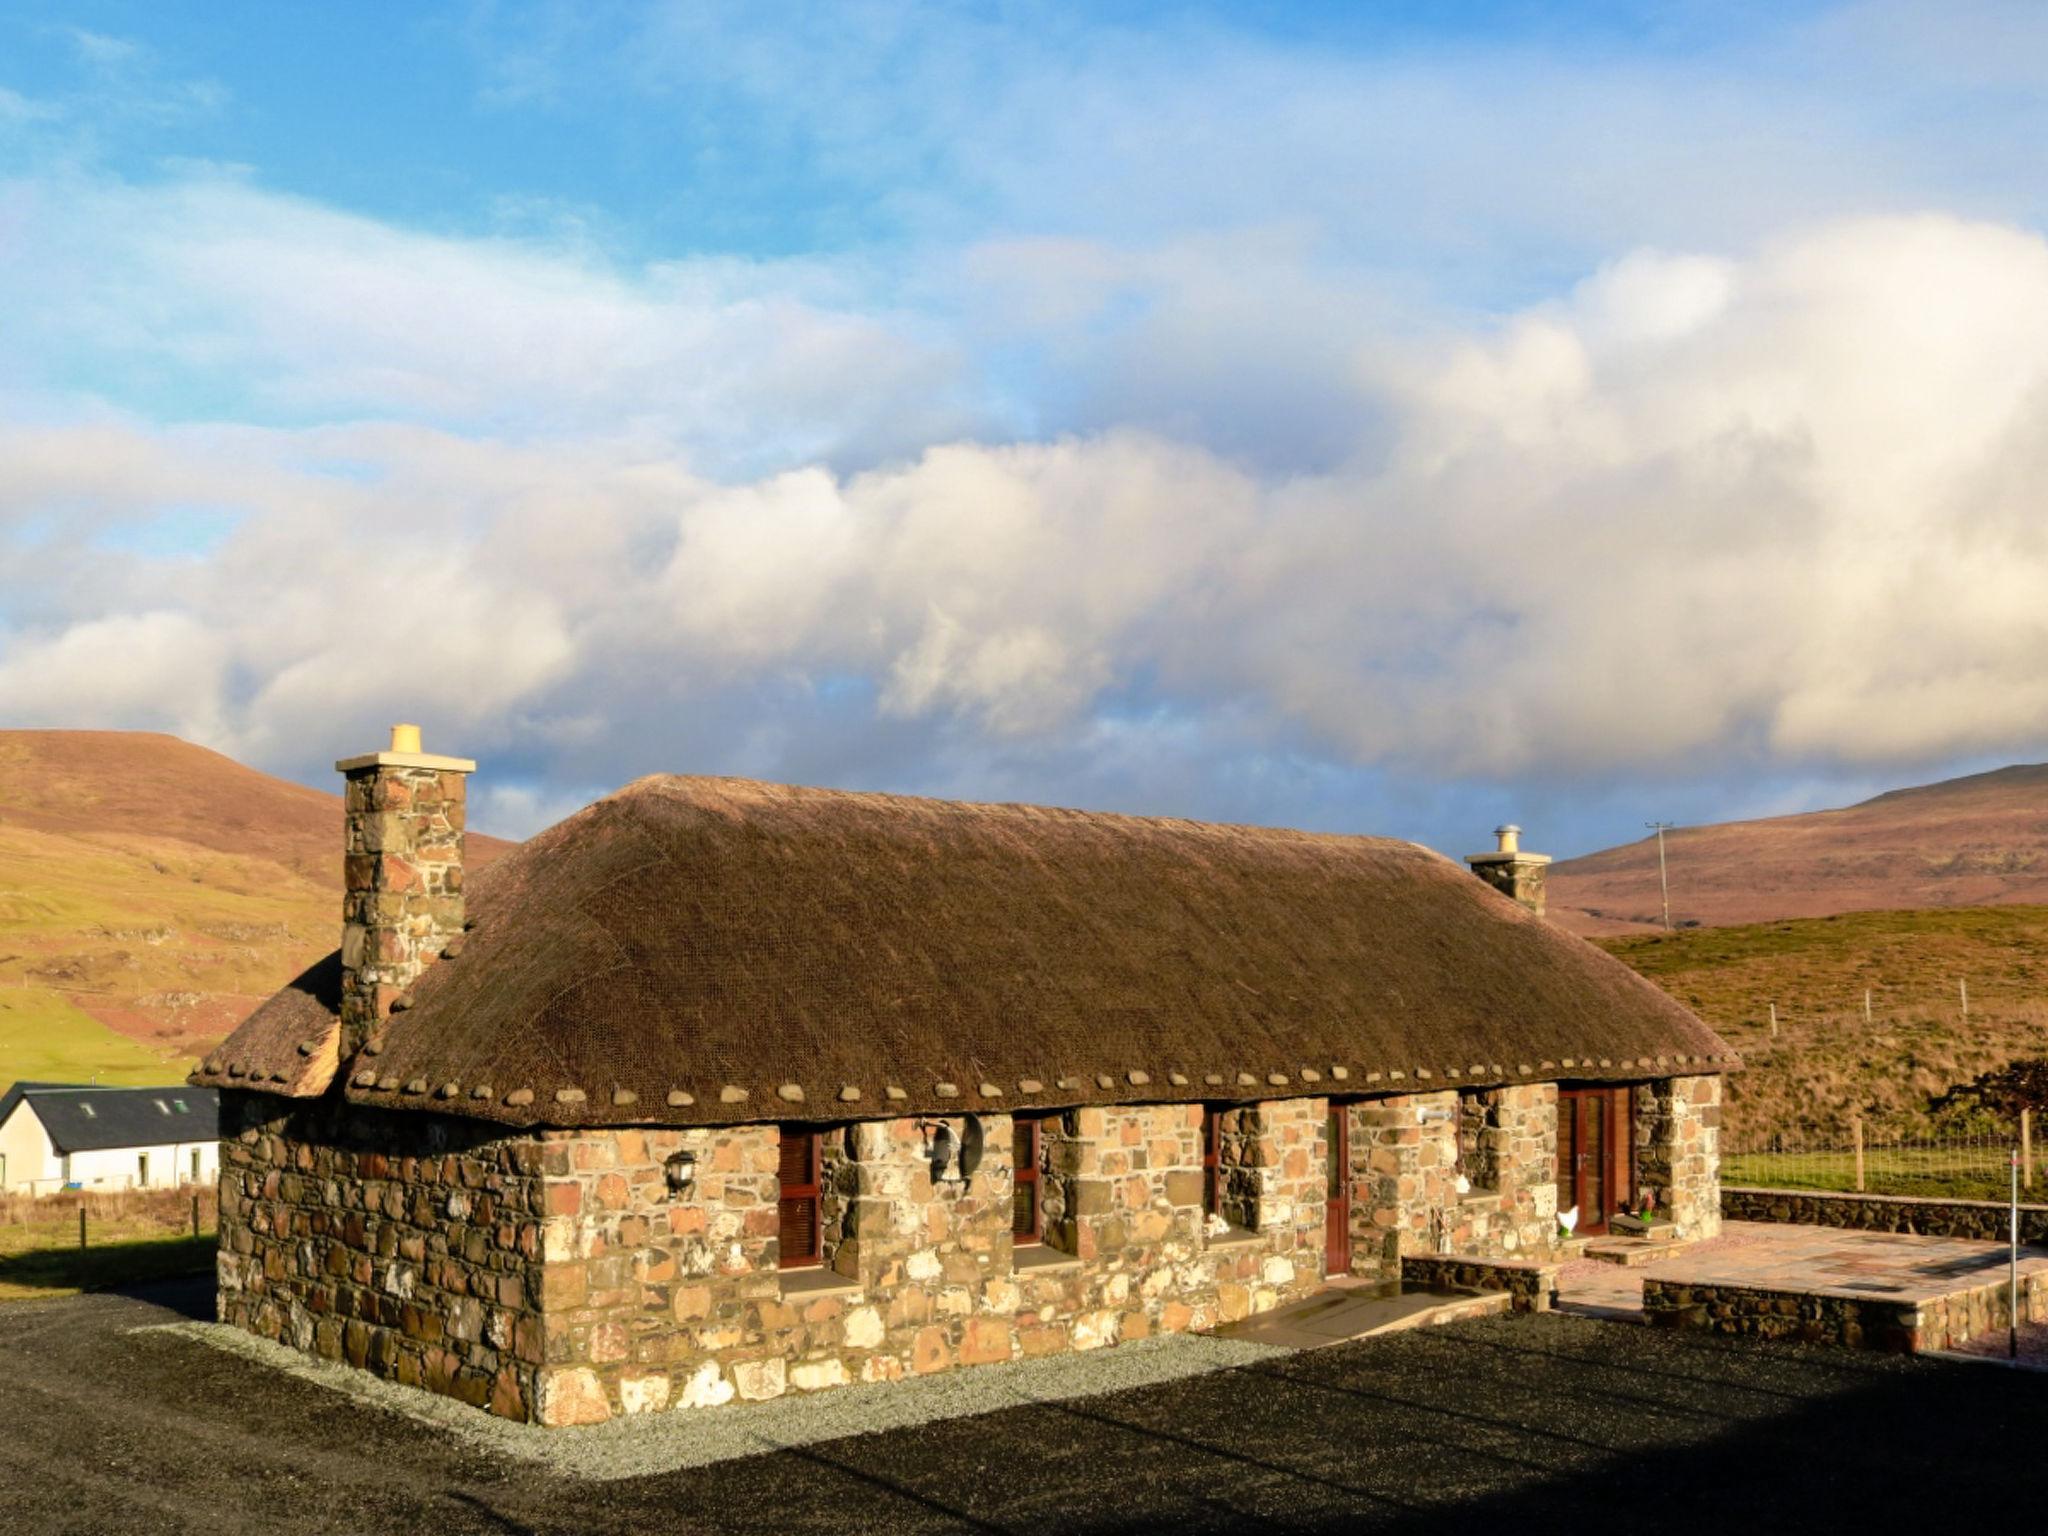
[{"x1": 5, "y1": 1, "x2": 2048, "y2": 855}]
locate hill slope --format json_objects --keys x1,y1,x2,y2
[
  {"x1": 0, "y1": 732, "x2": 512, "y2": 1085},
  {"x1": 1550, "y1": 763, "x2": 2048, "y2": 935},
  {"x1": 1598, "y1": 905, "x2": 2048, "y2": 1140}
]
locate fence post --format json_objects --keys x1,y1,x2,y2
[
  {"x1": 1864, "y1": 988, "x2": 1872, "y2": 1024},
  {"x1": 2025, "y1": 1109, "x2": 2035, "y2": 1193},
  {"x1": 191, "y1": 1192, "x2": 201, "y2": 1238},
  {"x1": 1769, "y1": 1002, "x2": 1778, "y2": 1038},
  {"x1": 1961, "y1": 978, "x2": 1969, "y2": 1018},
  {"x1": 77, "y1": 1203, "x2": 88, "y2": 1289},
  {"x1": 1852, "y1": 1116, "x2": 1866, "y2": 1194}
]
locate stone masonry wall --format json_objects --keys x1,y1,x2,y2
[
  {"x1": 221, "y1": 1076, "x2": 1716, "y2": 1424},
  {"x1": 527, "y1": 1102, "x2": 1324, "y2": 1424},
  {"x1": 1636, "y1": 1075, "x2": 1721, "y2": 1239},
  {"x1": 339, "y1": 764, "x2": 468, "y2": 1058},
  {"x1": 1722, "y1": 1187, "x2": 2048, "y2": 1245},
  {"x1": 1349, "y1": 1087, "x2": 1559, "y2": 1272},
  {"x1": 215, "y1": 1091, "x2": 545, "y2": 1420},
  {"x1": 1641, "y1": 1270, "x2": 2048, "y2": 1353}
]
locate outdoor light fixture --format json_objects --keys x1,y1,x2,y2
[
  {"x1": 1416, "y1": 1105, "x2": 1455, "y2": 1125},
  {"x1": 917, "y1": 1115, "x2": 987, "y2": 1186},
  {"x1": 663, "y1": 1150, "x2": 697, "y2": 1193}
]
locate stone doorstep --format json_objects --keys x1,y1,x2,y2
[{"x1": 1585, "y1": 1235, "x2": 1701, "y2": 1269}]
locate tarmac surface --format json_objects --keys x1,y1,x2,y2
[{"x1": 3, "y1": 1275, "x2": 2044, "y2": 1535}]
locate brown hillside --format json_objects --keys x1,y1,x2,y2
[
  {"x1": 0, "y1": 731, "x2": 513, "y2": 1083},
  {"x1": 0, "y1": 731, "x2": 513, "y2": 881},
  {"x1": 1550, "y1": 763, "x2": 2048, "y2": 936}
]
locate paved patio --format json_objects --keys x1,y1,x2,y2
[{"x1": 1557, "y1": 1221, "x2": 2048, "y2": 1360}]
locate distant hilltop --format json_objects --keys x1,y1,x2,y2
[
  {"x1": 0, "y1": 730, "x2": 514, "y2": 1086},
  {"x1": 1549, "y1": 763, "x2": 2048, "y2": 935}
]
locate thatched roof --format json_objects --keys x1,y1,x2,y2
[{"x1": 193, "y1": 776, "x2": 1737, "y2": 1128}]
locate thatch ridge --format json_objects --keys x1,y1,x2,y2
[{"x1": 195, "y1": 774, "x2": 1737, "y2": 1125}]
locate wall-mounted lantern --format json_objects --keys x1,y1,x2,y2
[{"x1": 664, "y1": 1150, "x2": 697, "y2": 1194}]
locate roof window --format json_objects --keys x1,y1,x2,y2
[
  {"x1": 155, "y1": 1099, "x2": 171, "y2": 1114},
  {"x1": 80, "y1": 1103, "x2": 96, "y2": 1118}
]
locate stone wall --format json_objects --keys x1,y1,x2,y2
[
  {"x1": 215, "y1": 1091, "x2": 544, "y2": 1420},
  {"x1": 1348, "y1": 1088, "x2": 1558, "y2": 1272},
  {"x1": 1722, "y1": 1186, "x2": 2048, "y2": 1245},
  {"x1": 1349, "y1": 1090, "x2": 1459, "y2": 1273},
  {"x1": 1641, "y1": 1270, "x2": 2048, "y2": 1353},
  {"x1": 219, "y1": 1073, "x2": 1720, "y2": 1424},
  {"x1": 527, "y1": 1102, "x2": 1325, "y2": 1424},
  {"x1": 1400, "y1": 1253, "x2": 1558, "y2": 1312},
  {"x1": 1635, "y1": 1075, "x2": 1721, "y2": 1239}
]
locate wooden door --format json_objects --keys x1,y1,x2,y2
[
  {"x1": 1556, "y1": 1087, "x2": 1633, "y2": 1236},
  {"x1": 1324, "y1": 1102, "x2": 1351, "y2": 1275}
]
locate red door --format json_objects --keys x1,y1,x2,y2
[
  {"x1": 1556, "y1": 1087, "x2": 1633, "y2": 1236},
  {"x1": 1325, "y1": 1102, "x2": 1351, "y2": 1275}
]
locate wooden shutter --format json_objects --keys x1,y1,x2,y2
[
  {"x1": 778, "y1": 1128, "x2": 822, "y2": 1269},
  {"x1": 1012, "y1": 1115, "x2": 1042, "y2": 1243}
]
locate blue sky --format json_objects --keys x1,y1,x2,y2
[{"x1": 4, "y1": 1, "x2": 2048, "y2": 856}]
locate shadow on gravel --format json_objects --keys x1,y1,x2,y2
[{"x1": 107, "y1": 1269, "x2": 215, "y2": 1321}]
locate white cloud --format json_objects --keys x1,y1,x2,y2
[{"x1": 7, "y1": 171, "x2": 2048, "y2": 819}]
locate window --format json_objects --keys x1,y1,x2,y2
[
  {"x1": 79, "y1": 1103, "x2": 96, "y2": 1119},
  {"x1": 191, "y1": 1148, "x2": 202, "y2": 1183},
  {"x1": 155, "y1": 1099, "x2": 170, "y2": 1115},
  {"x1": 777, "y1": 1127, "x2": 824, "y2": 1270},
  {"x1": 1012, "y1": 1115, "x2": 1045, "y2": 1244},
  {"x1": 1201, "y1": 1107, "x2": 1223, "y2": 1215},
  {"x1": 173, "y1": 1099, "x2": 188, "y2": 1113},
  {"x1": 138, "y1": 1152, "x2": 150, "y2": 1187}
]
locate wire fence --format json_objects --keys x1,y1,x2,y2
[{"x1": 1723, "y1": 1118, "x2": 2037, "y2": 1204}]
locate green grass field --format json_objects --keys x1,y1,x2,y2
[
  {"x1": 0, "y1": 988, "x2": 188, "y2": 1086},
  {"x1": 0, "y1": 1190, "x2": 217, "y2": 1303},
  {"x1": 1597, "y1": 905, "x2": 2048, "y2": 1142}
]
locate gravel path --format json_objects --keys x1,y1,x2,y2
[
  {"x1": 4, "y1": 1276, "x2": 2044, "y2": 1535},
  {"x1": 146, "y1": 1314, "x2": 1293, "y2": 1479}
]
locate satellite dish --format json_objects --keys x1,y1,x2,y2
[{"x1": 958, "y1": 1115, "x2": 984, "y2": 1181}]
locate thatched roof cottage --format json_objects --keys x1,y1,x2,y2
[{"x1": 196, "y1": 729, "x2": 1734, "y2": 1425}]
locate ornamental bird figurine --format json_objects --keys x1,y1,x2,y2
[{"x1": 1558, "y1": 1205, "x2": 1580, "y2": 1236}]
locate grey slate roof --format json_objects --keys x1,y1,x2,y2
[{"x1": 1, "y1": 1082, "x2": 219, "y2": 1154}]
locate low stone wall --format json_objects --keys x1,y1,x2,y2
[
  {"x1": 1641, "y1": 1270, "x2": 2048, "y2": 1353},
  {"x1": 1401, "y1": 1253, "x2": 1558, "y2": 1312},
  {"x1": 1723, "y1": 1186, "x2": 2048, "y2": 1245}
]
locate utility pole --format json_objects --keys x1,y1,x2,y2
[{"x1": 1646, "y1": 822, "x2": 1675, "y2": 931}]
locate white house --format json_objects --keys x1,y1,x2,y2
[{"x1": 0, "y1": 1082, "x2": 220, "y2": 1196}]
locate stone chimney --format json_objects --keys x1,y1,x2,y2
[
  {"x1": 336, "y1": 725, "x2": 476, "y2": 1057},
  {"x1": 1466, "y1": 824, "x2": 1550, "y2": 917}
]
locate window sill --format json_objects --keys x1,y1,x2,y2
[
  {"x1": 1014, "y1": 1243, "x2": 1083, "y2": 1273},
  {"x1": 1206, "y1": 1225, "x2": 1264, "y2": 1248},
  {"x1": 779, "y1": 1267, "x2": 863, "y2": 1300}
]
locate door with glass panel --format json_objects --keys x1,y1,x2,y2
[{"x1": 1555, "y1": 1087, "x2": 1633, "y2": 1236}]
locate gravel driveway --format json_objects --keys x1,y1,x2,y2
[{"x1": 3, "y1": 1277, "x2": 2041, "y2": 1535}]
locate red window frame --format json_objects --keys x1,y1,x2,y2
[
  {"x1": 1012, "y1": 1114, "x2": 1044, "y2": 1244},
  {"x1": 1202, "y1": 1106, "x2": 1223, "y2": 1216},
  {"x1": 778, "y1": 1126, "x2": 824, "y2": 1270}
]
